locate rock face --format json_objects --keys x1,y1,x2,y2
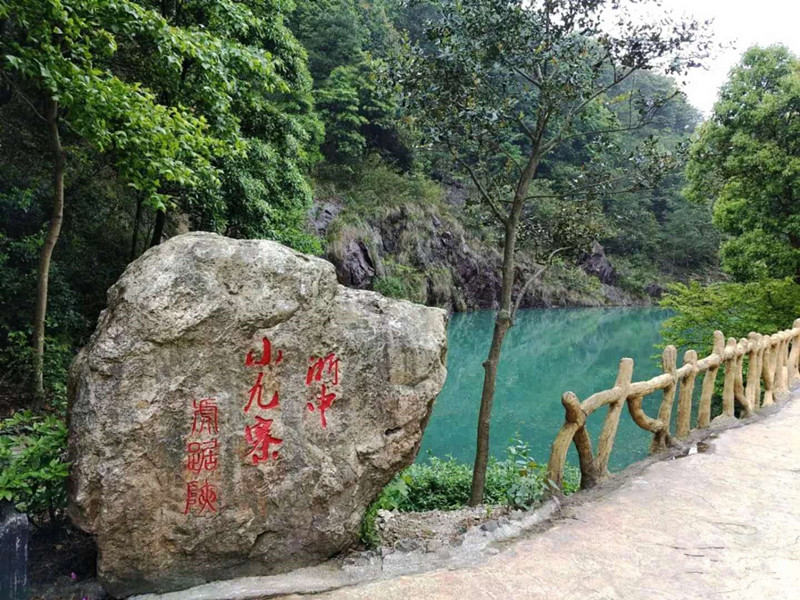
[
  {"x1": 67, "y1": 233, "x2": 448, "y2": 597},
  {"x1": 579, "y1": 241, "x2": 617, "y2": 285},
  {"x1": 334, "y1": 239, "x2": 376, "y2": 289},
  {"x1": 315, "y1": 194, "x2": 633, "y2": 312},
  {"x1": 645, "y1": 282, "x2": 666, "y2": 299}
]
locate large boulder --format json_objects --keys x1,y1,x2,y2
[{"x1": 67, "y1": 233, "x2": 448, "y2": 597}]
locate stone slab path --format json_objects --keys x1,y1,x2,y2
[{"x1": 282, "y1": 393, "x2": 800, "y2": 600}]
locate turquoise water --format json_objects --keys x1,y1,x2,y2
[{"x1": 418, "y1": 307, "x2": 671, "y2": 471}]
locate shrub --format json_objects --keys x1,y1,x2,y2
[
  {"x1": 360, "y1": 440, "x2": 580, "y2": 546},
  {"x1": 660, "y1": 279, "x2": 800, "y2": 354},
  {"x1": 0, "y1": 410, "x2": 69, "y2": 526},
  {"x1": 372, "y1": 260, "x2": 427, "y2": 304}
]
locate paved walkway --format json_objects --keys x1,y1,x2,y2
[{"x1": 284, "y1": 393, "x2": 800, "y2": 600}]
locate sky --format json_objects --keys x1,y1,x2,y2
[{"x1": 655, "y1": 0, "x2": 800, "y2": 115}]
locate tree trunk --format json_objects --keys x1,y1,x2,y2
[
  {"x1": 130, "y1": 195, "x2": 144, "y2": 262},
  {"x1": 32, "y1": 98, "x2": 66, "y2": 402},
  {"x1": 469, "y1": 153, "x2": 540, "y2": 506},
  {"x1": 150, "y1": 209, "x2": 166, "y2": 247},
  {"x1": 790, "y1": 233, "x2": 800, "y2": 285}
]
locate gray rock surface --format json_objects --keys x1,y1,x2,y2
[
  {"x1": 334, "y1": 239, "x2": 377, "y2": 289},
  {"x1": 579, "y1": 241, "x2": 617, "y2": 285},
  {"x1": 0, "y1": 501, "x2": 28, "y2": 600},
  {"x1": 67, "y1": 233, "x2": 447, "y2": 597}
]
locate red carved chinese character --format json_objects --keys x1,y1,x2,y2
[
  {"x1": 186, "y1": 439, "x2": 220, "y2": 475},
  {"x1": 245, "y1": 337, "x2": 283, "y2": 367},
  {"x1": 184, "y1": 479, "x2": 219, "y2": 514},
  {"x1": 191, "y1": 398, "x2": 218, "y2": 435},
  {"x1": 307, "y1": 383, "x2": 336, "y2": 429},
  {"x1": 306, "y1": 353, "x2": 339, "y2": 386},
  {"x1": 245, "y1": 417, "x2": 282, "y2": 464},
  {"x1": 244, "y1": 372, "x2": 280, "y2": 413}
]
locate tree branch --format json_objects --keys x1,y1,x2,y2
[
  {"x1": 541, "y1": 67, "x2": 641, "y2": 155},
  {"x1": 524, "y1": 174, "x2": 636, "y2": 200},
  {"x1": 511, "y1": 65, "x2": 542, "y2": 90},
  {"x1": 557, "y1": 90, "x2": 680, "y2": 145},
  {"x1": 2, "y1": 75, "x2": 47, "y2": 122},
  {"x1": 518, "y1": 182, "x2": 657, "y2": 202},
  {"x1": 448, "y1": 142, "x2": 509, "y2": 224},
  {"x1": 511, "y1": 247, "x2": 568, "y2": 320}
]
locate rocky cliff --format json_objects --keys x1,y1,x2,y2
[{"x1": 312, "y1": 184, "x2": 647, "y2": 313}]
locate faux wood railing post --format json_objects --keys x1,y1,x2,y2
[
  {"x1": 721, "y1": 337, "x2": 738, "y2": 417},
  {"x1": 733, "y1": 338, "x2": 751, "y2": 416},
  {"x1": 698, "y1": 330, "x2": 724, "y2": 428},
  {"x1": 592, "y1": 358, "x2": 633, "y2": 480},
  {"x1": 650, "y1": 346, "x2": 677, "y2": 452},
  {"x1": 789, "y1": 319, "x2": 800, "y2": 385},
  {"x1": 676, "y1": 350, "x2": 698, "y2": 438},
  {"x1": 746, "y1": 332, "x2": 762, "y2": 412},
  {"x1": 775, "y1": 331, "x2": 789, "y2": 392},
  {"x1": 762, "y1": 336, "x2": 777, "y2": 406},
  {"x1": 547, "y1": 391, "x2": 594, "y2": 491}
]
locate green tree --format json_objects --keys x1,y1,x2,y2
[
  {"x1": 291, "y1": 0, "x2": 411, "y2": 167},
  {"x1": 662, "y1": 46, "x2": 800, "y2": 358},
  {"x1": 686, "y1": 46, "x2": 800, "y2": 283},
  {"x1": 1, "y1": 0, "x2": 325, "y2": 398},
  {"x1": 124, "y1": 0, "x2": 323, "y2": 250},
  {"x1": 397, "y1": 0, "x2": 709, "y2": 504},
  {"x1": 0, "y1": 0, "x2": 223, "y2": 400},
  {"x1": 661, "y1": 279, "x2": 800, "y2": 355}
]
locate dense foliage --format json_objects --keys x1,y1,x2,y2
[
  {"x1": 663, "y1": 46, "x2": 800, "y2": 353},
  {"x1": 0, "y1": 410, "x2": 69, "y2": 525},
  {"x1": 661, "y1": 279, "x2": 800, "y2": 354},
  {"x1": 686, "y1": 46, "x2": 800, "y2": 283},
  {"x1": 0, "y1": 0, "x2": 321, "y2": 397}
]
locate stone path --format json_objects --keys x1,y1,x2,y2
[{"x1": 282, "y1": 393, "x2": 800, "y2": 600}]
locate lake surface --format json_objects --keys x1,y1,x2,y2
[{"x1": 418, "y1": 307, "x2": 671, "y2": 471}]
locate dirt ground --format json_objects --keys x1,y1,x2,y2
[
  {"x1": 27, "y1": 523, "x2": 104, "y2": 600},
  {"x1": 373, "y1": 504, "x2": 513, "y2": 551}
]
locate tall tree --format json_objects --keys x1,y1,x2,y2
[
  {"x1": 686, "y1": 45, "x2": 800, "y2": 283},
  {"x1": 661, "y1": 46, "x2": 800, "y2": 362},
  {"x1": 122, "y1": 0, "x2": 323, "y2": 250},
  {"x1": 291, "y1": 0, "x2": 411, "y2": 167},
  {"x1": 0, "y1": 0, "x2": 226, "y2": 399},
  {"x1": 397, "y1": 0, "x2": 709, "y2": 504}
]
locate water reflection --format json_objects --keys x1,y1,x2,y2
[{"x1": 419, "y1": 307, "x2": 670, "y2": 471}]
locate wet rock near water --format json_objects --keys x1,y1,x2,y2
[
  {"x1": 645, "y1": 282, "x2": 666, "y2": 299},
  {"x1": 67, "y1": 233, "x2": 448, "y2": 597}
]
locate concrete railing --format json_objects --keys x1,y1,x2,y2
[{"x1": 547, "y1": 318, "x2": 800, "y2": 490}]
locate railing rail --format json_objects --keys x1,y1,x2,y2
[{"x1": 547, "y1": 318, "x2": 800, "y2": 491}]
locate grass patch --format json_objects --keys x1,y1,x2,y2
[{"x1": 372, "y1": 259, "x2": 427, "y2": 304}]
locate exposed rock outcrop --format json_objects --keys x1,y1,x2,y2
[{"x1": 579, "y1": 241, "x2": 617, "y2": 286}]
